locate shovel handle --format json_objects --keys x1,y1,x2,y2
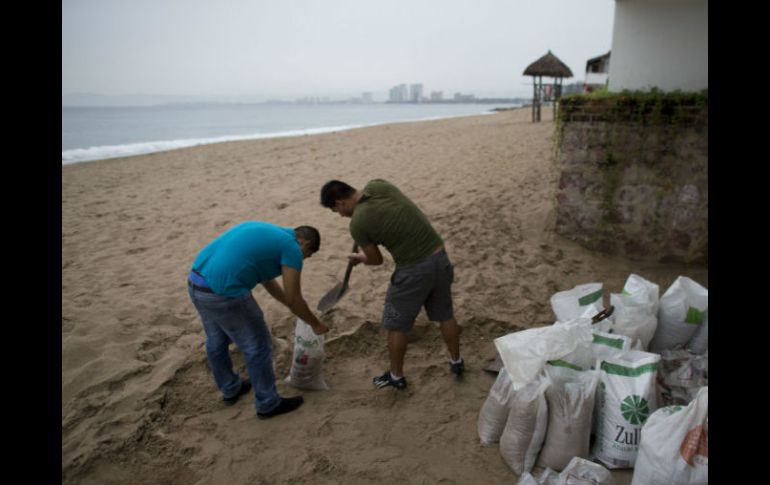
[{"x1": 342, "y1": 242, "x2": 359, "y2": 283}]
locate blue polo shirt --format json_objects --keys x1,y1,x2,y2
[{"x1": 192, "y1": 221, "x2": 303, "y2": 297}]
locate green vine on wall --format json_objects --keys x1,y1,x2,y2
[{"x1": 558, "y1": 88, "x2": 708, "y2": 125}]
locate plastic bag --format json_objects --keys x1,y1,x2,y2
[
  {"x1": 478, "y1": 369, "x2": 515, "y2": 445},
  {"x1": 499, "y1": 373, "x2": 550, "y2": 475},
  {"x1": 517, "y1": 457, "x2": 613, "y2": 484},
  {"x1": 687, "y1": 313, "x2": 708, "y2": 355},
  {"x1": 560, "y1": 457, "x2": 615, "y2": 484},
  {"x1": 516, "y1": 468, "x2": 559, "y2": 485},
  {"x1": 591, "y1": 330, "x2": 636, "y2": 364},
  {"x1": 657, "y1": 349, "x2": 708, "y2": 407},
  {"x1": 494, "y1": 318, "x2": 593, "y2": 391},
  {"x1": 550, "y1": 283, "x2": 604, "y2": 323},
  {"x1": 537, "y1": 363, "x2": 600, "y2": 471},
  {"x1": 591, "y1": 350, "x2": 660, "y2": 469},
  {"x1": 632, "y1": 387, "x2": 708, "y2": 485},
  {"x1": 620, "y1": 273, "x2": 660, "y2": 311},
  {"x1": 600, "y1": 273, "x2": 660, "y2": 350},
  {"x1": 285, "y1": 318, "x2": 328, "y2": 390},
  {"x1": 607, "y1": 293, "x2": 658, "y2": 350},
  {"x1": 649, "y1": 277, "x2": 707, "y2": 353}
]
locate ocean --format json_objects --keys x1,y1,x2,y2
[{"x1": 61, "y1": 102, "x2": 521, "y2": 165}]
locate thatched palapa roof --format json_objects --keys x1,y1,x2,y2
[{"x1": 523, "y1": 50, "x2": 573, "y2": 78}]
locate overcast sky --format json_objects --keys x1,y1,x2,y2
[{"x1": 62, "y1": 0, "x2": 615, "y2": 102}]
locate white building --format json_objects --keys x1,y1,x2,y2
[
  {"x1": 409, "y1": 84, "x2": 424, "y2": 103},
  {"x1": 585, "y1": 51, "x2": 611, "y2": 92},
  {"x1": 608, "y1": 0, "x2": 708, "y2": 92},
  {"x1": 389, "y1": 84, "x2": 409, "y2": 102}
]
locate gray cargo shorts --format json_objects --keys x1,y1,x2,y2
[{"x1": 381, "y1": 250, "x2": 455, "y2": 332}]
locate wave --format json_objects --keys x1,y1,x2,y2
[
  {"x1": 61, "y1": 110, "x2": 500, "y2": 165},
  {"x1": 61, "y1": 125, "x2": 367, "y2": 165}
]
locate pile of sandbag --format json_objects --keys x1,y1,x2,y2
[{"x1": 478, "y1": 274, "x2": 708, "y2": 484}]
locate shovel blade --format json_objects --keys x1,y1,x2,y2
[{"x1": 317, "y1": 282, "x2": 349, "y2": 313}]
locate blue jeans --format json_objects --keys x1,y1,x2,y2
[{"x1": 188, "y1": 285, "x2": 281, "y2": 413}]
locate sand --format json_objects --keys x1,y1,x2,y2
[{"x1": 62, "y1": 107, "x2": 708, "y2": 484}]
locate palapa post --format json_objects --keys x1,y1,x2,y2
[{"x1": 523, "y1": 50, "x2": 573, "y2": 122}]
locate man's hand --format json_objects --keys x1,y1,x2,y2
[
  {"x1": 311, "y1": 321, "x2": 330, "y2": 335},
  {"x1": 349, "y1": 244, "x2": 383, "y2": 266},
  {"x1": 348, "y1": 252, "x2": 366, "y2": 266}
]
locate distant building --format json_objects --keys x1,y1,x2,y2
[
  {"x1": 584, "y1": 51, "x2": 610, "y2": 92},
  {"x1": 430, "y1": 91, "x2": 443, "y2": 101},
  {"x1": 608, "y1": 0, "x2": 707, "y2": 92},
  {"x1": 389, "y1": 84, "x2": 408, "y2": 102},
  {"x1": 361, "y1": 92, "x2": 374, "y2": 103},
  {"x1": 409, "y1": 84, "x2": 424, "y2": 103},
  {"x1": 453, "y1": 92, "x2": 475, "y2": 102}
]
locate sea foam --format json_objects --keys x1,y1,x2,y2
[{"x1": 61, "y1": 125, "x2": 363, "y2": 164}]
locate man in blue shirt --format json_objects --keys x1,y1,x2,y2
[{"x1": 188, "y1": 221, "x2": 329, "y2": 419}]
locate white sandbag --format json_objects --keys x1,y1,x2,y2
[
  {"x1": 553, "y1": 333, "x2": 595, "y2": 370},
  {"x1": 657, "y1": 349, "x2": 708, "y2": 407},
  {"x1": 560, "y1": 456, "x2": 615, "y2": 484},
  {"x1": 632, "y1": 387, "x2": 708, "y2": 485},
  {"x1": 686, "y1": 313, "x2": 708, "y2": 355},
  {"x1": 620, "y1": 273, "x2": 660, "y2": 311},
  {"x1": 516, "y1": 472, "x2": 543, "y2": 485},
  {"x1": 516, "y1": 468, "x2": 560, "y2": 485},
  {"x1": 517, "y1": 458, "x2": 613, "y2": 484},
  {"x1": 551, "y1": 283, "x2": 604, "y2": 323},
  {"x1": 607, "y1": 293, "x2": 658, "y2": 350},
  {"x1": 591, "y1": 350, "x2": 660, "y2": 469},
  {"x1": 478, "y1": 369, "x2": 515, "y2": 446},
  {"x1": 537, "y1": 362, "x2": 599, "y2": 471},
  {"x1": 499, "y1": 373, "x2": 550, "y2": 475},
  {"x1": 649, "y1": 277, "x2": 708, "y2": 352},
  {"x1": 284, "y1": 318, "x2": 328, "y2": 390},
  {"x1": 591, "y1": 331, "x2": 635, "y2": 363},
  {"x1": 494, "y1": 319, "x2": 593, "y2": 391}
]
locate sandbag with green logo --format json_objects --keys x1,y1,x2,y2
[
  {"x1": 591, "y1": 349, "x2": 660, "y2": 469},
  {"x1": 550, "y1": 282, "x2": 604, "y2": 323},
  {"x1": 602, "y1": 273, "x2": 660, "y2": 350},
  {"x1": 649, "y1": 276, "x2": 707, "y2": 353}
]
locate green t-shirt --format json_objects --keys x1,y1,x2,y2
[{"x1": 350, "y1": 179, "x2": 443, "y2": 267}]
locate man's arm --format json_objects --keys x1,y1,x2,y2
[
  {"x1": 279, "y1": 266, "x2": 329, "y2": 335},
  {"x1": 261, "y1": 279, "x2": 287, "y2": 305},
  {"x1": 349, "y1": 243, "x2": 383, "y2": 266}
]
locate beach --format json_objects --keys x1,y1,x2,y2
[{"x1": 62, "y1": 107, "x2": 708, "y2": 484}]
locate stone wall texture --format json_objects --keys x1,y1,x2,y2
[{"x1": 555, "y1": 101, "x2": 707, "y2": 263}]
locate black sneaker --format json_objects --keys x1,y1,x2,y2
[
  {"x1": 223, "y1": 379, "x2": 252, "y2": 406},
  {"x1": 450, "y1": 358, "x2": 465, "y2": 379},
  {"x1": 257, "y1": 396, "x2": 304, "y2": 419},
  {"x1": 373, "y1": 371, "x2": 407, "y2": 390}
]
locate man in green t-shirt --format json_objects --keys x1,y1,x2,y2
[{"x1": 320, "y1": 179, "x2": 464, "y2": 390}]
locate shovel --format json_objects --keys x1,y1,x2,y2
[{"x1": 317, "y1": 242, "x2": 359, "y2": 313}]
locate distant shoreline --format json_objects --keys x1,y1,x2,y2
[
  {"x1": 62, "y1": 104, "x2": 523, "y2": 165},
  {"x1": 62, "y1": 99, "x2": 528, "y2": 109}
]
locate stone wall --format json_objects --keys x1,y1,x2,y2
[{"x1": 554, "y1": 97, "x2": 707, "y2": 263}]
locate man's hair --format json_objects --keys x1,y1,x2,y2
[
  {"x1": 320, "y1": 180, "x2": 356, "y2": 208},
  {"x1": 294, "y1": 225, "x2": 321, "y2": 252}
]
